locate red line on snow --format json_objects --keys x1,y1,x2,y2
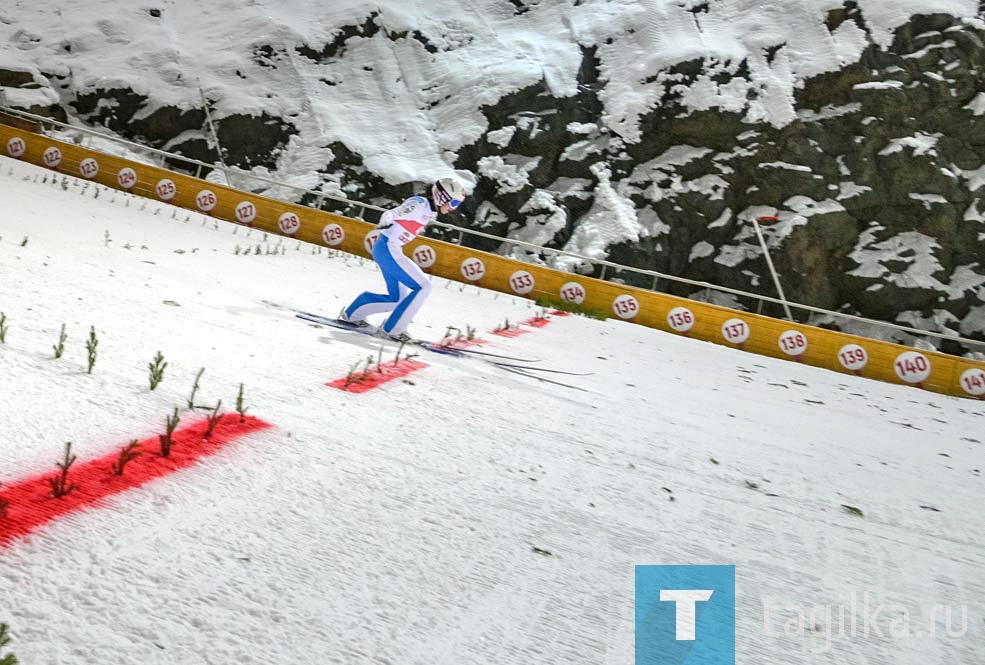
[
  {"x1": 326, "y1": 313, "x2": 564, "y2": 392},
  {"x1": 327, "y1": 359, "x2": 429, "y2": 393},
  {"x1": 521, "y1": 316, "x2": 551, "y2": 328},
  {"x1": 437, "y1": 337, "x2": 487, "y2": 350},
  {"x1": 491, "y1": 316, "x2": 553, "y2": 337},
  {"x1": 0, "y1": 416, "x2": 271, "y2": 548},
  {"x1": 492, "y1": 327, "x2": 531, "y2": 338}
]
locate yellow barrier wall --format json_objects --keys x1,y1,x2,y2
[{"x1": 3, "y1": 125, "x2": 985, "y2": 400}]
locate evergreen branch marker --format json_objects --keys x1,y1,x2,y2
[
  {"x1": 392, "y1": 341, "x2": 419, "y2": 366},
  {"x1": 48, "y1": 442, "x2": 79, "y2": 499},
  {"x1": 441, "y1": 325, "x2": 476, "y2": 344},
  {"x1": 53, "y1": 323, "x2": 67, "y2": 359},
  {"x1": 158, "y1": 408, "x2": 181, "y2": 458},
  {"x1": 204, "y1": 401, "x2": 224, "y2": 438},
  {"x1": 110, "y1": 440, "x2": 142, "y2": 477},
  {"x1": 187, "y1": 368, "x2": 205, "y2": 409},
  {"x1": 235, "y1": 384, "x2": 248, "y2": 422},
  {"x1": 148, "y1": 352, "x2": 167, "y2": 390},
  {"x1": 0, "y1": 312, "x2": 8, "y2": 344},
  {"x1": 0, "y1": 623, "x2": 18, "y2": 665},
  {"x1": 0, "y1": 483, "x2": 8, "y2": 520},
  {"x1": 842, "y1": 504, "x2": 865, "y2": 517},
  {"x1": 85, "y1": 326, "x2": 98, "y2": 374},
  {"x1": 344, "y1": 362, "x2": 362, "y2": 387}
]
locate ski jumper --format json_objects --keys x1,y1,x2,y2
[{"x1": 344, "y1": 196, "x2": 435, "y2": 335}]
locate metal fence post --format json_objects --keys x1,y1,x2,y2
[
  {"x1": 752, "y1": 215, "x2": 794, "y2": 321},
  {"x1": 199, "y1": 86, "x2": 228, "y2": 170}
]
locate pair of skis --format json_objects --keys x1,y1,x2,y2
[{"x1": 295, "y1": 311, "x2": 590, "y2": 390}]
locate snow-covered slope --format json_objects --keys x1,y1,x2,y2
[{"x1": 1, "y1": 158, "x2": 983, "y2": 663}]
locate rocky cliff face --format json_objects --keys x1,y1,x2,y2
[
  {"x1": 455, "y1": 11, "x2": 985, "y2": 354},
  {"x1": 2, "y1": 7, "x2": 984, "y2": 352}
]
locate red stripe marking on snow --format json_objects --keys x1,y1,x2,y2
[
  {"x1": 328, "y1": 359, "x2": 429, "y2": 393},
  {"x1": 521, "y1": 317, "x2": 550, "y2": 328},
  {"x1": 549, "y1": 310, "x2": 571, "y2": 317},
  {"x1": 492, "y1": 327, "x2": 531, "y2": 338},
  {"x1": 0, "y1": 416, "x2": 271, "y2": 548},
  {"x1": 436, "y1": 337, "x2": 487, "y2": 350}
]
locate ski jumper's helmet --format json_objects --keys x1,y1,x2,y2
[{"x1": 432, "y1": 178, "x2": 466, "y2": 210}]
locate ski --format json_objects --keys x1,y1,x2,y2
[
  {"x1": 295, "y1": 310, "x2": 589, "y2": 389},
  {"x1": 496, "y1": 365, "x2": 591, "y2": 392},
  {"x1": 487, "y1": 361, "x2": 593, "y2": 377},
  {"x1": 426, "y1": 344, "x2": 542, "y2": 363},
  {"x1": 295, "y1": 311, "x2": 541, "y2": 362},
  {"x1": 296, "y1": 310, "x2": 455, "y2": 351}
]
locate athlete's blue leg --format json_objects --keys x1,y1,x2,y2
[
  {"x1": 381, "y1": 281, "x2": 430, "y2": 334},
  {"x1": 380, "y1": 251, "x2": 432, "y2": 335},
  {"x1": 344, "y1": 237, "x2": 409, "y2": 321}
]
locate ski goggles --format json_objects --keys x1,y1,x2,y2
[{"x1": 436, "y1": 189, "x2": 463, "y2": 210}]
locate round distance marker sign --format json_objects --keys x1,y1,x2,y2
[
  {"x1": 278, "y1": 211, "x2": 301, "y2": 235},
  {"x1": 509, "y1": 270, "x2": 535, "y2": 295},
  {"x1": 559, "y1": 282, "x2": 586, "y2": 305},
  {"x1": 42, "y1": 146, "x2": 62, "y2": 169},
  {"x1": 235, "y1": 201, "x2": 257, "y2": 224},
  {"x1": 6, "y1": 136, "x2": 26, "y2": 158},
  {"x1": 893, "y1": 351, "x2": 931, "y2": 384},
  {"x1": 612, "y1": 295, "x2": 639, "y2": 320},
  {"x1": 667, "y1": 306, "x2": 695, "y2": 333},
  {"x1": 461, "y1": 257, "x2": 486, "y2": 282},
  {"x1": 721, "y1": 318, "x2": 750, "y2": 345},
  {"x1": 196, "y1": 190, "x2": 218, "y2": 212},
  {"x1": 778, "y1": 330, "x2": 808, "y2": 357},
  {"x1": 79, "y1": 157, "x2": 99, "y2": 179},
  {"x1": 960, "y1": 367, "x2": 985, "y2": 397},
  {"x1": 412, "y1": 245, "x2": 437, "y2": 269},
  {"x1": 155, "y1": 179, "x2": 177, "y2": 201},
  {"x1": 117, "y1": 167, "x2": 137, "y2": 189},
  {"x1": 322, "y1": 223, "x2": 345, "y2": 247},
  {"x1": 363, "y1": 230, "x2": 381, "y2": 253},
  {"x1": 837, "y1": 344, "x2": 869, "y2": 372}
]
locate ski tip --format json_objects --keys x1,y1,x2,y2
[{"x1": 420, "y1": 343, "x2": 465, "y2": 357}]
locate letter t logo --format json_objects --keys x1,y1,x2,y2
[{"x1": 659, "y1": 590, "x2": 714, "y2": 640}]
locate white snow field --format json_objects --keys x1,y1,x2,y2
[{"x1": 0, "y1": 157, "x2": 983, "y2": 664}]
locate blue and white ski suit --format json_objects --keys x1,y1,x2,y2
[{"x1": 344, "y1": 196, "x2": 435, "y2": 335}]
